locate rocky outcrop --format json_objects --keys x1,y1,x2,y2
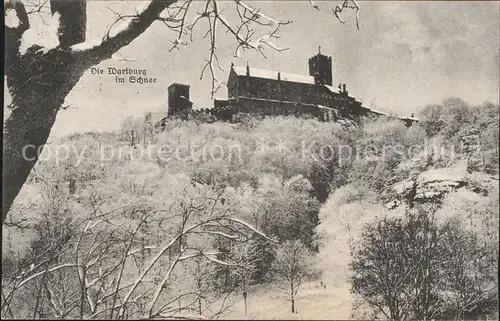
[{"x1": 387, "y1": 161, "x2": 498, "y2": 210}]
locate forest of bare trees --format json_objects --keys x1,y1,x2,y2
[
  {"x1": 3, "y1": 0, "x2": 499, "y2": 319},
  {"x1": 3, "y1": 97, "x2": 498, "y2": 319},
  {"x1": 3, "y1": 0, "x2": 359, "y2": 223}
]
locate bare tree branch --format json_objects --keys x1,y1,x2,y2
[{"x1": 77, "y1": 0, "x2": 179, "y2": 67}]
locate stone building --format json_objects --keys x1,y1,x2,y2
[
  {"x1": 206, "y1": 49, "x2": 383, "y2": 122},
  {"x1": 167, "y1": 50, "x2": 418, "y2": 126},
  {"x1": 167, "y1": 83, "x2": 193, "y2": 119}
]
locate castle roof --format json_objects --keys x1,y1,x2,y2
[
  {"x1": 231, "y1": 65, "x2": 366, "y2": 107},
  {"x1": 367, "y1": 108, "x2": 389, "y2": 116},
  {"x1": 399, "y1": 115, "x2": 419, "y2": 121},
  {"x1": 232, "y1": 66, "x2": 315, "y2": 85},
  {"x1": 324, "y1": 84, "x2": 338, "y2": 94},
  {"x1": 168, "y1": 83, "x2": 189, "y2": 88},
  {"x1": 232, "y1": 66, "x2": 345, "y2": 97}
]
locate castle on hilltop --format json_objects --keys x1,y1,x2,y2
[{"x1": 164, "y1": 49, "x2": 417, "y2": 126}]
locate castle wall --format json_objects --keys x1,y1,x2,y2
[
  {"x1": 237, "y1": 76, "x2": 335, "y2": 106},
  {"x1": 232, "y1": 97, "x2": 329, "y2": 121}
]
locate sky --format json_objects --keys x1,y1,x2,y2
[{"x1": 5, "y1": 0, "x2": 500, "y2": 138}]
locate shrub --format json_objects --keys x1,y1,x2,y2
[{"x1": 350, "y1": 210, "x2": 497, "y2": 320}]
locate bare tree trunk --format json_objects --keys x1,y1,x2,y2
[
  {"x1": 33, "y1": 261, "x2": 51, "y2": 318},
  {"x1": 3, "y1": 0, "x2": 178, "y2": 224},
  {"x1": 79, "y1": 265, "x2": 87, "y2": 318},
  {"x1": 243, "y1": 291, "x2": 248, "y2": 317},
  {"x1": 225, "y1": 267, "x2": 230, "y2": 292},
  {"x1": 3, "y1": 47, "x2": 88, "y2": 222},
  {"x1": 3, "y1": 0, "x2": 87, "y2": 222},
  {"x1": 197, "y1": 271, "x2": 202, "y2": 315},
  {"x1": 69, "y1": 178, "x2": 76, "y2": 194}
]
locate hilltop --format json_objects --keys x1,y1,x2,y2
[{"x1": 2, "y1": 98, "x2": 498, "y2": 320}]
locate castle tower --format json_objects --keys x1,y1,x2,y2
[
  {"x1": 168, "y1": 83, "x2": 192, "y2": 118},
  {"x1": 308, "y1": 47, "x2": 333, "y2": 86}
]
